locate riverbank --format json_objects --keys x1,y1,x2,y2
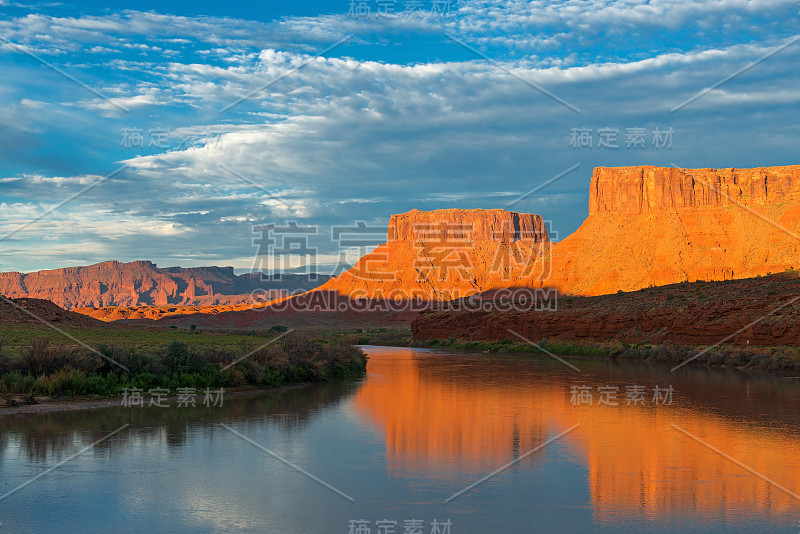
[
  {"x1": 413, "y1": 337, "x2": 800, "y2": 373},
  {"x1": 345, "y1": 328, "x2": 800, "y2": 373},
  {"x1": 0, "y1": 328, "x2": 367, "y2": 408},
  {"x1": 411, "y1": 273, "x2": 800, "y2": 371}
]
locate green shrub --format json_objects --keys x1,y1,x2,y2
[{"x1": 165, "y1": 341, "x2": 191, "y2": 374}]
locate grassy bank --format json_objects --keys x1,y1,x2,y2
[
  {"x1": 0, "y1": 329, "x2": 367, "y2": 401},
  {"x1": 411, "y1": 336, "x2": 800, "y2": 372},
  {"x1": 334, "y1": 327, "x2": 800, "y2": 373}
]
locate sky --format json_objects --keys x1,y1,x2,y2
[{"x1": 0, "y1": 0, "x2": 799, "y2": 274}]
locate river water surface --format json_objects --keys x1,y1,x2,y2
[{"x1": 2, "y1": 346, "x2": 800, "y2": 533}]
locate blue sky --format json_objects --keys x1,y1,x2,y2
[{"x1": 0, "y1": 0, "x2": 799, "y2": 273}]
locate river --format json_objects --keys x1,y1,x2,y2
[{"x1": 1, "y1": 346, "x2": 799, "y2": 533}]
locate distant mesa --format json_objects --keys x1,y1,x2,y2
[{"x1": 0, "y1": 260, "x2": 330, "y2": 310}]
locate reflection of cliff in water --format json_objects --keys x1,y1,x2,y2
[
  {"x1": 354, "y1": 348, "x2": 554, "y2": 477},
  {"x1": 354, "y1": 348, "x2": 800, "y2": 524},
  {"x1": 0, "y1": 377, "x2": 361, "y2": 464}
]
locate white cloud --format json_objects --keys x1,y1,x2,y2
[
  {"x1": 19, "y1": 98, "x2": 46, "y2": 109},
  {"x1": 78, "y1": 92, "x2": 166, "y2": 114}
]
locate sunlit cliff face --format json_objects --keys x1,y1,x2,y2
[
  {"x1": 354, "y1": 349, "x2": 800, "y2": 525},
  {"x1": 321, "y1": 166, "x2": 800, "y2": 299},
  {"x1": 315, "y1": 208, "x2": 552, "y2": 302}
]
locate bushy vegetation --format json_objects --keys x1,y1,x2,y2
[
  {"x1": 340, "y1": 327, "x2": 414, "y2": 347},
  {"x1": 0, "y1": 332, "x2": 367, "y2": 400},
  {"x1": 414, "y1": 337, "x2": 609, "y2": 357}
]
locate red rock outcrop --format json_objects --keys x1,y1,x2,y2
[
  {"x1": 52, "y1": 164, "x2": 800, "y2": 331},
  {"x1": 0, "y1": 260, "x2": 331, "y2": 310},
  {"x1": 410, "y1": 165, "x2": 800, "y2": 345},
  {"x1": 315, "y1": 165, "x2": 800, "y2": 302}
]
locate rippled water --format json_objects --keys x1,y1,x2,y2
[{"x1": 1, "y1": 346, "x2": 800, "y2": 533}]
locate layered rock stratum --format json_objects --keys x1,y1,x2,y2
[
  {"x1": 590, "y1": 165, "x2": 800, "y2": 214},
  {"x1": 411, "y1": 164, "x2": 800, "y2": 346},
  {"x1": 0, "y1": 260, "x2": 330, "y2": 310}
]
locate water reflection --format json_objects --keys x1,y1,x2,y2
[
  {"x1": 0, "y1": 378, "x2": 360, "y2": 463},
  {"x1": 0, "y1": 380, "x2": 353, "y2": 480},
  {"x1": 354, "y1": 347, "x2": 800, "y2": 528}
]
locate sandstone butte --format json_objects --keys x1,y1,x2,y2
[
  {"x1": 313, "y1": 208, "x2": 550, "y2": 301},
  {"x1": 317, "y1": 164, "x2": 800, "y2": 300}
]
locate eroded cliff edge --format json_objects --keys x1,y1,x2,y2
[{"x1": 590, "y1": 165, "x2": 800, "y2": 214}]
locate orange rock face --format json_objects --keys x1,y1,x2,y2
[
  {"x1": 42, "y1": 164, "x2": 800, "y2": 328},
  {"x1": 549, "y1": 165, "x2": 800, "y2": 295},
  {"x1": 315, "y1": 208, "x2": 550, "y2": 301}
]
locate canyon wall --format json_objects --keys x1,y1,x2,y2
[
  {"x1": 412, "y1": 164, "x2": 800, "y2": 345},
  {"x1": 12, "y1": 164, "x2": 800, "y2": 327}
]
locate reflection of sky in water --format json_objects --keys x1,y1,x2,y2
[{"x1": 1, "y1": 347, "x2": 799, "y2": 533}]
